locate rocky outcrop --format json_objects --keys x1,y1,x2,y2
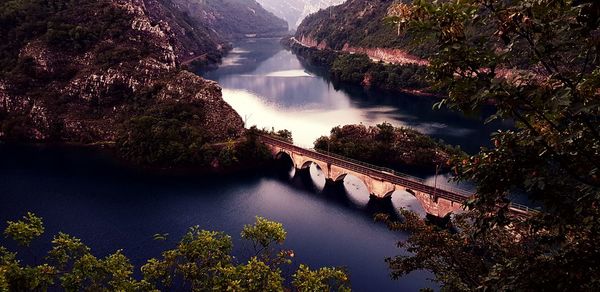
[
  {"x1": 143, "y1": 0, "x2": 230, "y2": 62},
  {"x1": 0, "y1": 0, "x2": 244, "y2": 143},
  {"x1": 296, "y1": 35, "x2": 427, "y2": 66},
  {"x1": 340, "y1": 44, "x2": 428, "y2": 66},
  {"x1": 156, "y1": 71, "x2": 244, "y2": 141}
]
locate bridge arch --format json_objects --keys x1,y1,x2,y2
[
  {"x1": 274, "y1": 151, "x2": 296, "y2": 177},
  {"x1": 275, "y1": 150, "x2": 293, "y2": 161},
  {"x1": 258, "y1": 136, "x2": 505, "y2": 218},
  {"x1": 333, "y1": 173, "x2": 347, "y2": 182}
]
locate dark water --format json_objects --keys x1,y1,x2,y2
[
  {"x1": 0, "y1": 38, "x2": 507, "y2": 291},
  {"x1": 0, "y1": 144, "x2": 432, "y2": 291}
]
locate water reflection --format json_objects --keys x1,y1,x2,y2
[
  {"x1": 0, "y1": 144, "x2": 435, "y2": 291},
  {"x1": 275, "y1": 154, "x2": 430, "y2": 217},
  {"x1": 201, "y1": 38, "x2": 511, "y2": 155}
]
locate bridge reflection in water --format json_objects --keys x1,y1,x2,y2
[{"x1": 261, "y1": 135, "x2": 532, "y2": 218}]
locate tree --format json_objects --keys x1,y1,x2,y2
[
  {"x1": 1, "y1": 213, "x2": 351, "y2": 291},
  {"x1": 3, "y1": 212, "x2": 44, "y2": 247},
  {"x1": 241, "y1": 216, "x2": 287, "y2": 259},
  {"x1": 382, "y1": 0, "x2": 600, "y2": 290},
  {"x1": 293, "y1": 265, "x2": 351, "y2": 292}
]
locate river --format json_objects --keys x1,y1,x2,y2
[{"x1": 0, "y1": 38, "x2": 506, "y2": 291}]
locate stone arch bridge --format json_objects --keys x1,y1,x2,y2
[{"x1": 259, "y1": 135, "x2": 532, "y2": 218}]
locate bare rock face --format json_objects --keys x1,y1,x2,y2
[{"x1": 0, "y1": 0, "x2": 244, "y2": 143}]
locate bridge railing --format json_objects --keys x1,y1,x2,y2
[
  {"x1": 259, "y1": 135, "x2": 539, "y2": 214},
  {"x1": 261, "y1": 135, "x2": 475, "y2": 195},
  {"x1": 312, "y1": 148, "x2": 478, "y2": 196}
]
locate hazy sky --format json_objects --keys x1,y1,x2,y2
[{"x1": 256, "y1": 0, "x2": 345, "y2": 28}]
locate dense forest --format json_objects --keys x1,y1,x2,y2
[
  {"x1": 314, "y1": 123, "x2": 463, "y2": 171},
  {"x1": 285, "y1": 39, "x2": 430, "y2": 92}
]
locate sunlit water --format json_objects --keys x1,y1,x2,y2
[
  {"x1": 203, "y1": 39, "x2": 509, "y2": 152},
  {"x1": 0, "y1": 38, "x2": 509, "y2": 291},
  {"x1": 203, "y1": 38, "x2": 508, "y2": 195}
]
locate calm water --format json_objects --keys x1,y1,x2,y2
[
  {"x1": 203, "y1": 38, "x2": 509, "y2": 153},
  {"x1": 0, "y1": 38, "x2": 506, "y2": 291}
]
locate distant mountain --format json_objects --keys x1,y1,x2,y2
[
  {"x1": 257, "y1": 0, "x2": 345, "y2": 29},
  {"x1": 172, "y1": 0, "x2": 289, "y2": 39},
  {"x1": 296, "y1": 0, "x2": 409, "y2": 50}
]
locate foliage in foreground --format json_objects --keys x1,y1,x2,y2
[
  {"x1": 0, "y1": 213, "x2": 350, "y2": 291},
  {"x1": 383, "y1": 0, "x2": 600, "y2": 291}
]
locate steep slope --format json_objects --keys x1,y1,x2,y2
[
  {"x1": 257, "y1": 0, "x2": 345, "y2": 29},
  {"x1": 144, "y1": 0, "x2": 231, "y2": 62},
  {"x1": 172, "y1": 0, "x2": 289, "y2": 39},
  {"x1": 0, "y1": 0, "x2": 243, "y2": 144},
  {"x1": 296, "y1": 0, "x2": 409, "y2": 50}
]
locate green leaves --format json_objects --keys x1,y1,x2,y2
[
  {"x1": 241, "y1": 216, "x2": 287, "y2": 251},
  {"x1": 1, "y1": 213, "x2": 351, "y2": 291},
  {"x1": 3, "y1": 212, "x2": 44, "y2": 246},
  {"x1": 314, "y1": 123, "x2": 464, "y2": 171},
  {"x1": 293, "y1": 264, "x2": 351, "y2": 292},
  {"x1": 214, "y1": 257, "x2": 285, "y2": 292},
  {"x1": 384, "y1": 0, "x2": 600, "y2": 290}
]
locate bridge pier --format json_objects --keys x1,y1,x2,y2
[
  {"x1": 411, "y1": 191, "x2": 465, "y2": 218},
  {"x1": 263, "y1": 139, "x2": 475, "y2": 218}
]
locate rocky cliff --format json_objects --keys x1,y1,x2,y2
[
  {"x1": 172, "y1": 0, "x2": 289, "y2": 39},
  {"x1": 0, "y1": 0, "x2": 244, "y2": 144},
  {"x1": 296, "y1": 0, "x2": 413, "y2": 51}
]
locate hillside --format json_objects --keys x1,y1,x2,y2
[
  {"x1": 296, "y1": 0, "x2": 410, "y2": 50},
  {"x1": 172, "y1": 0, "x2": 289, "y2": 39},
  {"x1": 257, "y1": 0, "x2": 345, "y2": 29},
  {"x1": 0, "y1": 0, "x2": 244, "y2": 147},
  {"x1": 145, "y1": 0, "x2": 231, "y2": 62}
]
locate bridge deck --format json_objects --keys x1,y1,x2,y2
[{"x1": 259, "y1": 135, "x2": 533, "y2": 214}]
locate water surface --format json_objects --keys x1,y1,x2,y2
[
  {"x1": 0, "y1": 38, "x2": 509, "y2": 292},
  {"x1": 0, "y1": 144, "x2": 432, "y2": 291},
  {"x1": 203, "y1": 38, "x2": 509, "y2": 153}
]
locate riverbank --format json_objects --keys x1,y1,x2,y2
[
  {"x1": 282, "y1": 37, "x2": 439, "y2": 97},
  {"x1": 0, "y1": 128, "x2": 288, "y2": 177}
]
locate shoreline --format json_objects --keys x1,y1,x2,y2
[
  {"x1": 0, "y1": 139, "x2": 277, "y2": 178},
  {"x1": 281, "y1": 37, "x2": 442, "y2": 98}
]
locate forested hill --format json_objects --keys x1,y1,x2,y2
[
  {"x1": 296, "y1": 0, "x2": 410, "y2": 50},
  {"x1": 0, "y1": 0, "x2": 245, "y2": 147},
  {"x1": 172, "y1": 0, "x2": 289, "y2": 39}
]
